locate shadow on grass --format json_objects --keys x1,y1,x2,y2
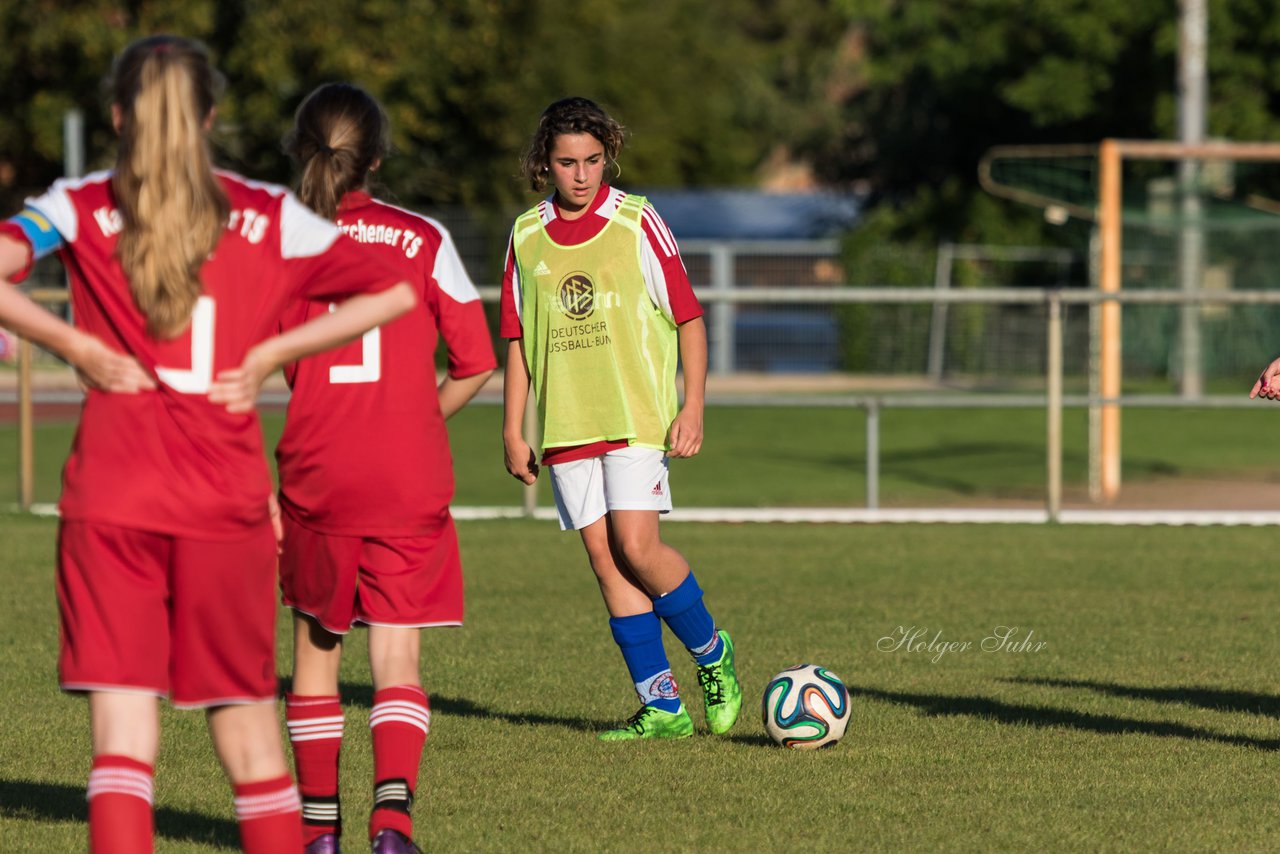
[
  {"x1": 335, "y1": 683, "x2": 616, "y2": 732},
  {"x1": 1004, "y1": 676, "x2": 1280, "y2": 718},
  {"x1": 854, "y1": 686, "x2": 1280, "y2": 751},
  {"x1": 0, "y1": 779, "x2": 238, "y2": 848}
]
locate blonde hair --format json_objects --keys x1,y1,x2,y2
[
  {"x1": 284, "y1": 83, "x2": 390, "y2": 221},
  {"x1": 111, "y1": 36, "x2": 228, "y2": 338},
  {"x1": 521, "y1": 97, "x2": 626, "y2": 193}
]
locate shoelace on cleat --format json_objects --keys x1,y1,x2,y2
[
  {"x1": 697, "y1": 662, "x2": 725, "y2": 706},
  {"x1": 625, "y1": 706, "x2": 656, "y2": 733}
]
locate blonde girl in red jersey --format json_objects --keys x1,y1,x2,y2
[
  {"x1": 500, "y1": 98, "x2": 742, "y2": 741},
  {"x1": 276, "y1": 83, "x2": 495, "y2": 854},
  {"x1": 0, "y1": 37, "x2": 415, "y2": 853}
]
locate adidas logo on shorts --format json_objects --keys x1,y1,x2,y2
[
  {"x1": 534, "y1": 260, "x2": 551, "y2": 277},
  {"x1": 651, "y1": 482, "x2": 663, "y2": 496}
]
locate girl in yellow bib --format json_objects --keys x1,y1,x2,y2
[{"x1": 500, "y1": 97, "x2": 742, "y2": 740}]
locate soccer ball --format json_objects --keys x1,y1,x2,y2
[{"x1": 761, "y1": 664, "x2": 850, "y2": 749}]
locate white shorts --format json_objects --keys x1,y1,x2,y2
[{"x1": 548, "y1": 446, "x2": 672, "y2": 531}]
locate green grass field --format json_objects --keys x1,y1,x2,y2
[
  {"x1": 6, "y1": 403, "x2": 1280, "y2": 508},
  {"x1": 4, "y1": 516, "x2": 1280, "y2": 850}
]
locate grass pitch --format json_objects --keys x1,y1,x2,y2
[{"x1": 4, "y1": 516, "x2": 1280, "y2": 850}]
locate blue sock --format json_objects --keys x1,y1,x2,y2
[
  {"x1": 652, "y1": 572, "x2": 723, "y2": 666},
  {"x1": 608, "y1": 613, "x2": 681, "y2": 713}
]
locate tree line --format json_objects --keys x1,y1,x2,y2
[{"x1": 4, "y1": 0, "x2": 1279, "y2": 251}]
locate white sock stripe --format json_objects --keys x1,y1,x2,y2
[
  {"x1": 286, "y1": 727, "x2": 345, "y2": 737},
  {"x1": 370, "y1": 703, "x2": 430, "y2": 722},
  {"x1": 288, "y1": 732, "x2": 347, "y2": 743},
  {"x1": 87, "y1": 780, "x2": 154, "y2": 803},
  {"x1": 370, "y1": 707, "x2": 431, "y2": 726},
  {"x1": 286, "y1": 714, "x2": 345, "y2": 727},
  {"x1": 87, "y1": 769, "x2": 154, "y2": 804},
  {"x1": 374, "y1": 781, "x2": 411, "y2": 801},
  {"x1": 287, "y1": 724, "x2": 344, "y2": 736},
  {"x1": 371, "y1": 699, "x2": 429, "y2": 715},
  {"x1": 234, "y1": 787, "x2": 301, "y2": 820},
  {"x1": 302, "y1": 804, "x2": 340, "y2": 819},
  {"x1": 88, "y1": 767, "x2": 153, "y2": 785},
  {"x1": 369, "y1": 712, "x2": 430, "y2": 734}
]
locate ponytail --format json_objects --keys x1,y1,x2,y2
[
  {"x1": 111, "y1": 36, "x2": 228, "y2": 339},
  {"x1": 284, "y1": 83, "x2": 390, "y2": 221}
]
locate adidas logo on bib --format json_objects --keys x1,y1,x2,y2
[{"x1": 534, "y1": 260, "x2": 551, "y2": 277}]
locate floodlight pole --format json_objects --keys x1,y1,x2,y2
[{"x1": 1177, "y1": 0, "x2": 1208, "y2": 399}]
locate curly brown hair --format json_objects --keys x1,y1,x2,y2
[{"x1": 520, "y1": 97, "x2": 626, "y2": 193}]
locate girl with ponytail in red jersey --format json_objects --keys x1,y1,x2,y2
[
  {"x1": 0, "y1": 37, "x2": 416, "y2": 853},
  {"x1": 277, "y1": 83, "x2": 495, "y2": 854}
]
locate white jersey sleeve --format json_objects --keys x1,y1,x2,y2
[
  {"x1": 280, "y1": 192, "x2": 341, "y2": 259},
  {"x1": 432, "y1": 227, "x2": 482, "y2": 304},
  {"x1": 639, "y1": 202, "x2": 688, "y2": 323},
  {"x1": 24, "y1": 175, "x2": 89, "y2": 247}
]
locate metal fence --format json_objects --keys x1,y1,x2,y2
[{"x1": 10, "y1": 283, "x2": 1280, "y2": 524}]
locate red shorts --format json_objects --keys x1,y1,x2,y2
[
  {"x1": 57, "y1": 520, "x2": 278, "y2": 708},
  {"x1": 279, "y1": 509, "x2": 464, "y2": 634}
]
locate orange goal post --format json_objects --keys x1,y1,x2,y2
[{"x1": 981, "y1": 139, "x2": 1280, "y2": 502}]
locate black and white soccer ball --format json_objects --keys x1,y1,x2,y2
[{"x1": 761, "y1": 664, "x2": 850, "y2": 749}]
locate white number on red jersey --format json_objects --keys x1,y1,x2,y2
[
  {"x1": 327, "y1": 302, "x2": 381, "y2": 384},
  {"x1": 155, "y1": 296, "x2": 215, "y2": 394}
]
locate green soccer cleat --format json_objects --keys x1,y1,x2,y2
[
  {"x1": 696, "y1": 630, "x2": 743, "y2": 734},
  {"x1": 598, "y1": 703, "x2": 694, "y2": 741}
]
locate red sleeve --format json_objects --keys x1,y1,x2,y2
[
  {"x1": 498, "y1": 234, "x2": 524, "y2": 339},
  {"x1": 0, "y1": 222, "x2": 36, "y2": 284},
  {"x1": 432, "y1": 285, "x2": 497, "y2": 378},
  {"x1": 661, "y1": 252, "x2": 702, "y2": 325}
]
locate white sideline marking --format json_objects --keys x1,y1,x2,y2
[
  {"x1": 451, "y1": 506, "x2": 1280, "y2": 526},
  {"x1": 15, "y1": 504, "x2": 1280, "y2": 527}
]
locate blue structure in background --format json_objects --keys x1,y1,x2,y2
[
  {"x1": 635, "y1": 189, "x2": 863, "y2": 373},
  {"x1": 637, "y1": 189, "x2": 863, "y2": 240}
]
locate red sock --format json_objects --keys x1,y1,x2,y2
[
  {"x1": 233, "y1": 774, "x2": 303, "y2": 853},
  {"x1": 88, "y1": 755, "x2": 154, "y2": 854},
  {"x1": 286, "y1": 693, "x2": 344, "y2": 842},
  {"x1": 369, "y1": 685, "x2": 430, "y2": 840}
]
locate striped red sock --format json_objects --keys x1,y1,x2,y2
[
  {"x1": 88, "y1": 755, "x2": 154, "y2": 854},
  {"x1": 286, "y1": 693, "x2": 344, "y2": 842},
  {"x1": 369, "y1": 685, "x2": 430, "y2": 840},
  {"x1": 233, "y1": 774, "x2": 302, "y2": 853}
]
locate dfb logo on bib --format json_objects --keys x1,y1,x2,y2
[{"x1": 558, "y1": 272, "x2": 596, "y2": 320}]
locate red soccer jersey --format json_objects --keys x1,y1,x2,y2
[
  {"x1": 7, "y1": 171, "x2": 403, "y2": 539},
  {"x1": 499, "y1": 185, "x2": 702, "y2": 465},
  {"x1": 275, "y1": 191, "x2": 496, "y2": 536}
]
